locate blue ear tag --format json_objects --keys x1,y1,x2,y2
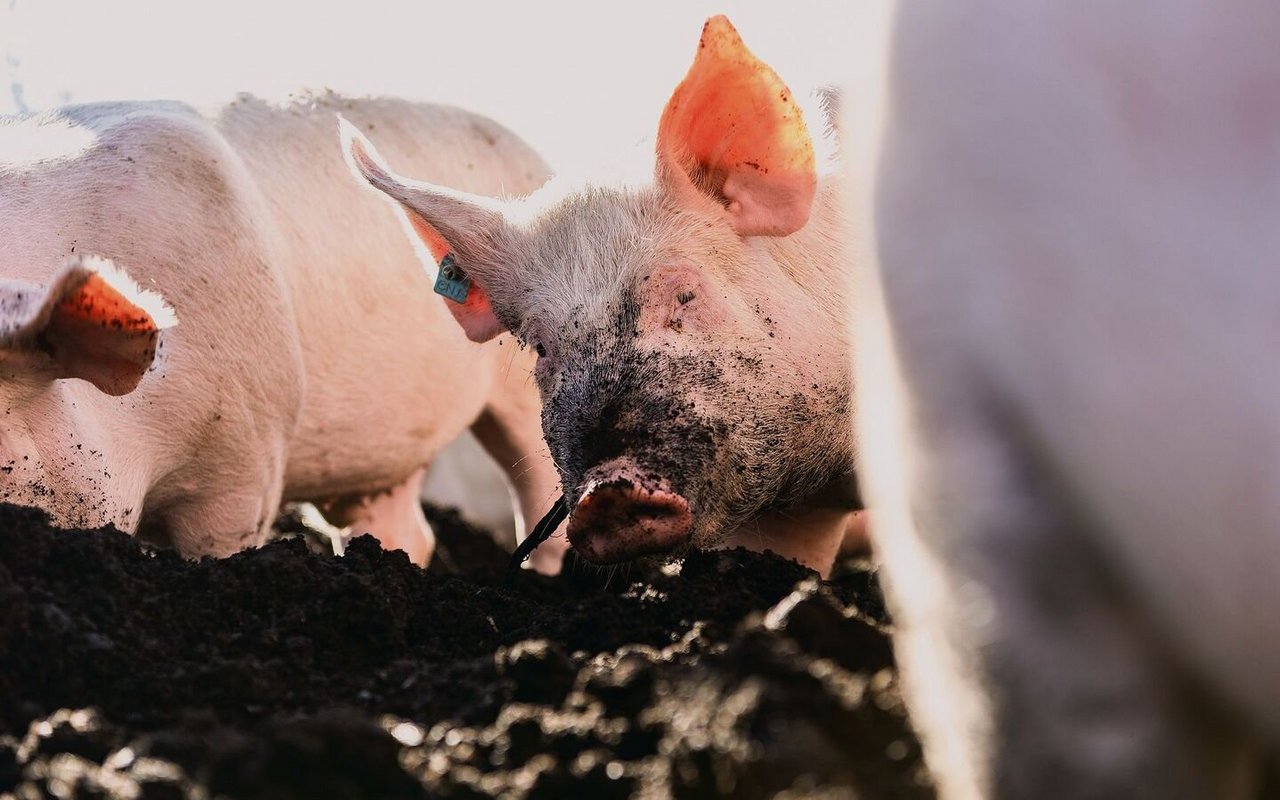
[{"x1": 433, "y1": 253, "x2": 472, "y2": 304}]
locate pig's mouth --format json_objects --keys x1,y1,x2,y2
[{"x1": 567, "y1": 461, "x2": 694, "y2": 564}]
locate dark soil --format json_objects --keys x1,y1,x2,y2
[{"x1": 0, "y1": 502, "x2": 934, "y2": 799}]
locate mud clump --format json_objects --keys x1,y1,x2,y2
[{"x1": 0, "y1": 502, "x2": 933, "y2": 799}]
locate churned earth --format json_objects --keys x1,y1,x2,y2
[{"x1": 0, "y1": 501, "x2": 934, "y2": 799}]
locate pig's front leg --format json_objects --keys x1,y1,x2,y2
[
  {"x1": 471, "y1": 350, "x2": 567, "y2": 575},
  {"x1": 320, "y1": 467, "x2": 435, "y2": 566},
  {"x1": 864, "y1": 371, "x2": 1255, "y2": 799},
  {"x1": 720, "y1": 509, "x2": 855, "y2": 577},
  {"x1": 838, "y1": 510, "x2": 871, "y2": 557},
  {"x1": 158, "y1": 458, "x2": 288, "y2": 558},
  {"x1": 472, "y1": 406, "x2": 568, "y2": 575}
]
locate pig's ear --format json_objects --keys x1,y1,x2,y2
[
  {"x1": 0, "y1": 255, "x2": 177, "y2": 396},
  {"x1": 341, "y1": 118, "x2": 510, "y2": 343},
  {"x1": 657, "y1": 15, "x2": 817, "y2": 237}
]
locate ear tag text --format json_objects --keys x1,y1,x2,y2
[{"x1": 433, "y1": 253, "x2": 472, "y2": 304}]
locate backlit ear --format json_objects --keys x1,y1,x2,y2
[
  {"x1": 0, "y1": 255, "x2": 177, "y2": 396},
  {"x1": 657, "y1": 15, "x2": 817, "y2": 237},
  {"x1": 341, "y1": 118, "x2": 509, "y2": 342}
]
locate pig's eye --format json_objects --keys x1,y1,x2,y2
[
  {"x1": 676, "y1": 290, "x2": 696, "y2": 305},
  {"x1": 534, "y1": 343, "x2": 547, "y2": 358}
]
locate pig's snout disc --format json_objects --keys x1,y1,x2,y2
[{"x1": 568, "y1": 480, "x2": 692, "y2": 564}]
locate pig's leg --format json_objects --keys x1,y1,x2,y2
[
  {"x1": 472, "y1": 352, "x2": 566, "y2": 575},
  {"x1": 838, "y1": 510, "x2": 871, "y2": 556},
  {"x1": 866, "y1": 377, "x2": 1256, "y2": 799},
  {"x1": 162, "y1": 464, "x2": 286, "y2": 558},
  {"x1": 721, "y1": 509, "x2": 851, "y2": 577},
  {"x1": 322, "y1": 467, "x2": 434, "y2": 565},
  {"x1": 471, "y1": 407, "x2": 566, "y2": 574}
]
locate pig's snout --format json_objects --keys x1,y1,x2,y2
[{"x1": 568, "y1": 470, "x2": 692, "y2": 564}]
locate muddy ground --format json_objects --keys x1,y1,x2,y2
[{"x1": 0, "y1": 501, "x2": 933, "y2": 799}]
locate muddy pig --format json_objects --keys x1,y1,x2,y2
[
  {"x1": 0, "y1": 92, "x2": 564, "y2": 570},
  {"x1": 344, "y1": 17, "x2": 863, "y2": 575},
  {"x1": 853, "y1": 0, "x2": 1280, "y2": 797}
]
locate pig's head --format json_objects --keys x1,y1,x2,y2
[
  {"x1": 345, "y1": 16, "x2": 853, "y2": 564},
  {"x1": 0, "y1": 254, "x2": 176, "y2": 526}
]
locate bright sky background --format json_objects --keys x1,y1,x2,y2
[{"x1": 0, "y1": 0, "x2": 886, "y2": 171}]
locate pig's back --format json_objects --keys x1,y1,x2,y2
[{"x1": 209, "y1": 93, "x2": 552, "y2": 498}]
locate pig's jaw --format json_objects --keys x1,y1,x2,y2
[{"x1": 566, "y1": 460, "x2": 694, "y2": 564}]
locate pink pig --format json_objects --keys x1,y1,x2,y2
[
  {"x1": 0, "y1": 92, "x2": 564, "y2": 570},
  {"x1": 345, "y1": 17, "x2": 865, "y2": 575},
  {"x1": 856, "y1": 0, "x2": 1280, "y2": 796}
]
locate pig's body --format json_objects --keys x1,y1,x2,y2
[
  {"x1": 857, "y1": 0, "x2": 1280, "y2": 796},
  {"x1": 0, "y1": 92, "x2": 561, "y2": 563}
]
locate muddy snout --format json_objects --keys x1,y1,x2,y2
[{"x1": 567, "y1": 466, "x2": 692, "y2": 564}]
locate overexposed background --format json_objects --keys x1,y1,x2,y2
[{"x1": 1, "y1": 0, "x2": 883, "y2": 172}]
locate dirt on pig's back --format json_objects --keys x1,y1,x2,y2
[{"x1": 0, "y1": 502, "x2": 934, "y2": 799}]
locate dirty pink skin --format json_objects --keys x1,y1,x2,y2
[
  {"x1": 0, "y1": 93, "x2": 565, "y2": 570},
  {"x1": 347, "y1": 17, "x2": 861, "y2": 575}
]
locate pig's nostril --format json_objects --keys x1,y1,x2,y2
[{"x1": 626, "y1": 497, "x2": 685, "y2": 521}]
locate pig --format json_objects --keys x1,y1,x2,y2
[
  {"x1": 853, "y1": 0, "x2": 1280, "y2": 797},
  {"x1": 0, "y1": 91, "x2": 565, "y2": 570},
  {"x1": 343, "y1": 16, "x2": 864, "y2": 575}
]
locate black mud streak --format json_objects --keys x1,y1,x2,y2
[
  {"x1": 0, "y1": 502, "x2": 933, "y2": 799},
  {"x1": 542, "y1": 292, "x2": 719, "y2": 510},
  {"x1": 541, "y1": 288, "x2": 854, "y2": 545}
]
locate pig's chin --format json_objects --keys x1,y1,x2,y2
[{"x1": 566, "y1": 461, "x2": 695, "y2": 564}]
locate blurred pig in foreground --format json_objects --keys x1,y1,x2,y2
[
  {"x1": 855, "y1": 0, "x2": 1280, "y2": 797},
  {"x1": 346, "y1": 16, "x2": 864, "y2": 576},
  {"x1": 0, "y1": 92, "x2": 563, "y2": 569}
]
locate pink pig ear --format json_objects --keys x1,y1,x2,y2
[
  {"x1": 0, "y1": 255, "x2": 177, "y2": 396},
  {"x1": 398, "y1": 209, "x2": 505, "y2": 343},
  {"x1": 342, "y1": 118, "x2": 507, "y2": 343},
  {"x1": 657, "y1": 15, "x2": 817, "y2": 237}
]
